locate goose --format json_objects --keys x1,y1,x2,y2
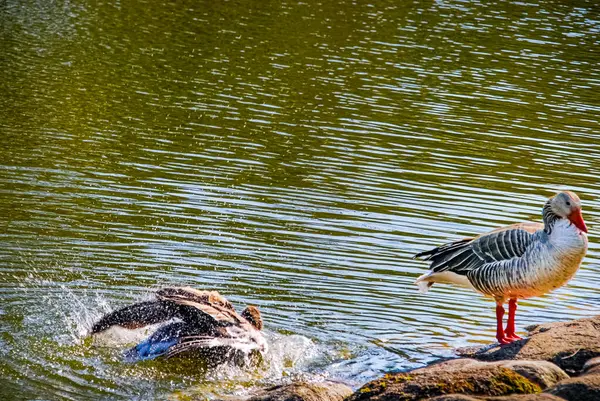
[
  {"x1": 414, "y1": 191, "x2": 588, "y2": 344},
  {"x1": 91, "y1": 287, "x2": 267, "y2": 364}
]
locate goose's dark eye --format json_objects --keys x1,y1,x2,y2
[{"x1": 566, "y1": 201, "x2": 571, "y2": 206}]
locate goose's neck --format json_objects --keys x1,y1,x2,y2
[{"x1": 542, "y1": 199, "x2": 561, "y2": 235}]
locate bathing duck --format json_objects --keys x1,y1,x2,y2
[
  {"x1": 91, "y1": 287, "x2": 267, "y2": 363},
  {"x1": 415, "y1": 191, "x2": 588, "y2": 344}
]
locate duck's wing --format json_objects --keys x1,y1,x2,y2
[
  {"x1": 91, "y1": 300, "x2": 180, "y2": 334},
  {"x1": 156, "y1": 287, "x2": 242, "y2": 325},
  {"x1": 414, "y1": 222, "x2": 543, "y2": 275}
]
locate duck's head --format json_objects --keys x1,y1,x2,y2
[
  {"x1": 241, "y1": 306, "x2": 263, "y2": 330},
  {"x1": 549, "y1": 191, "x2": 587, "y2": 233}
]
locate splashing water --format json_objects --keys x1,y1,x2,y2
[{"x1": 1, "y1": 283, "x2": 387, "y2": 400}]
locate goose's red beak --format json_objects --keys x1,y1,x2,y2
[{"x1": 568, "y1": 209, "x2": 588, "y2": 233}]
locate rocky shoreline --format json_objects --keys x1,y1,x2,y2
[{"x1": 234, "y1": 315, "x2": 600, "y2": 401}]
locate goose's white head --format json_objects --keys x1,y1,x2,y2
[{"x1": 550, "y1": 191, "x2": 587, "y2": 233}]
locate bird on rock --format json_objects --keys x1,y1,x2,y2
[
  {"x1": 91, "y1": 287, "x2": 267, "y2": 364},
  {"x1": 415, "y1": 191, "x2": 588, "y2": 344}
]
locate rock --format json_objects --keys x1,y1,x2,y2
[
  {"x1": 582, "y1": 357, "x2": 600, "y2": 375},
  {"x1": 347, "y1": 358, "x2": 543, "y2": 401},
  {"x1": 246, "y1": 381, "x2": 353, "y2": 401},
  {"x1": 427, "y1": 395, "x2": 482, "y2": 401},
  {"x1": 428, "y1": 394, "x2": 563, "y2": 401},
  {"x1": 482, "y1": 395, "x2": 564, "y2": 401},
  {"x1": 545, "y1": 373, "x2": 600, "y2": 401},
  {"x1": 497, "y1": 361, "x2": 568, "y2": 389},
  {"x1": 458, "y1": 315, "x2": 600, "y2": 375}
]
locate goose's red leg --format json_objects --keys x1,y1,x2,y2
[
  {"x1": 504, "y1": 298, "x2": 522, "y2": 341},
  {"x1": 495, "y1": 303, "x2": 510, "y2": 345}
]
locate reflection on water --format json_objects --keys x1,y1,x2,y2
[{"x1": 1, "y1": 0, "x2": 600, "y2": 399}]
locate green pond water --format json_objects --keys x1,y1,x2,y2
[{"x1": 1, "y1": 0, "x2": 600, "y2": 399}]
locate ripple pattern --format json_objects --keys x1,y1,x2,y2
[{"x1": 1, "y1": 0, "x2": 600, "y2": 399}]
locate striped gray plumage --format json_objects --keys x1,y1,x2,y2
[
  {"x1": 415, "y1": 228, "x2": 537, "y2": 295},
  {"x1": 542, "y1": 199, "x2": 560, "y2": 235},
  {"x1": 414, "y1": 196, "x2": 579, "y2": 297},
  {"x1": 414, "y1": 191, "x2": 588, "y2": 344}
]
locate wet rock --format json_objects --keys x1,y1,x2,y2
[
  {"x1": 545, "y1": 373, "x2": 600, "y2": 401},
  {"x1": 458, "y1": 315, "x2": 600, "y2": 375},
  {"x1": 245, "y1": 381, "x2": 353, "y2": 401},
  {"x1": 347, "y1": 358, "x2": 543, "y2": 401}
]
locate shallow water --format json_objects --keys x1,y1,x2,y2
[{"x1": 1, "y1": 0, "x2": 600, "y2": 399}]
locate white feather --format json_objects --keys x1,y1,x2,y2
[
  {"x1": 416, "y1": 280, "x2": 431, "y2": 294},
  {"x1": 415, "y1": 271, "x2": 475, "y2": 293}
]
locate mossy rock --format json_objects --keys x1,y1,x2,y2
[{"x1": 348, "y1": 359, "x2": 543, "y2": 401}]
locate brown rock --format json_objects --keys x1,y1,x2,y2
[
  {"x1": 427, "y1": 395, "x2": 482, "y2": 401},
  {"x1": 458, "y1": 315, "x2": 600, "y2": 375},
  {"x1": 428, "y1": 395, "x2": 563, "y2": 401},
  {"x1": 246, "y1": 381, "x2": 353, "y2": 401},
  {"x1": 482, "y1": 395, "x2": 564, "y2": 400},
  {"x1": 545, "y1": 373, "x2": 600, "y2": 401},
  {"x1": 347, "y1": 359, "x2": 542, "y2": 401},
  {"x1": 582, "y1": 356, "x2": 600, "y2": 375},
  {"x1": 497, "y1": 361, "x2": 568, "y2": 389}
]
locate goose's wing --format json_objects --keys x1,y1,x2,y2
[
  {"x1": 91, "y1": 300, "x2": 179, "y2": 334},
  {"x1": 91, "y1": 288, "x2": 240, "y2": 334},
  {"x1": 164, "y1": 334, "x2": 265, "y2": 359},
  {"x1": 156, "y1": 287, "x2": 241, "y2": 325},
  {"x1": 415, "y1": 222, "x2": 542, "y2": 275}
]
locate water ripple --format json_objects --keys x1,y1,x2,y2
[{"x1": 1, "y1": 0, "x2": 600, "y2": 399}]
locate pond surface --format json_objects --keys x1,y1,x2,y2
[{"x1": 1, "y1": 0, "x2": 600, "y2": 399}]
